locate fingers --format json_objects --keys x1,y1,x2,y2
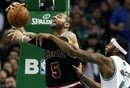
[
  {"x1": 6, "y1": 5, "x2": 14, "y2": 12},
  {"x1": 36, "y1": 34, "x2": 44, "y2": 47},
  {"x1": 7, "y1": 32, "x2": 14, "y2": 38},
  {"x1": 11, "y1": 2, "x2": 25, "y2": 6},
  {"x1": 6, "y1": 6, "x2": 11, "y2": 12},
  {"x1": 39, "y1": 36, "x2": 43, "y2": 47},
  {"x1": 72, "y1": 63, "x2": 82, "y2": 71},
  {"x1": 79, "y1": 63, "x2": 82, "y2": 68},
  {"x1": 36, "y1": 35, "x2": 38, "y2": 47},
  {"x1": 7, "y1": 30, "x2": 15, "y2": 34},
  {"x1": 11, "y1": 35, "x2": 15, "y2": 42},
  {"x1": 72, "y1": 65, "x2": 77, "y2": 70},
  {"x1": 6, "y1": 2, "x2": 25, "y2": 12},
  {"x1": 11, "y1": 25, "x2": 17, "y2": 30},
  {"x1": 21, "y1": 3, "x2": 25, "y2": 6},
  {"x1": 7, "y1": 29, "x2": 16, "y2": 37}
]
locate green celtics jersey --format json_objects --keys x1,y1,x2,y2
[{"x1": 100, "y1": 56, "x2": 130, "y2": 88}]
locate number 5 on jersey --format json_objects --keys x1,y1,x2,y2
[{"x1": 51, "y1": 62, "x2": 61, "y2": 78}]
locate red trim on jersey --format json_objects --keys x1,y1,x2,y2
[{"x1": 47, "y1": 81, "x2": 82, "y2": 88}]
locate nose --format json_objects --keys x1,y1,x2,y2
[{"x1": 105, "y1": 45, "x2": 108, "y2": 48}]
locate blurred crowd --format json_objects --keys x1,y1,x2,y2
[{"x1": 0, "y1": 0, "x2": 130, "y2": 88}]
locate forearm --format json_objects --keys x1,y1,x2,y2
[
  {"x1": 50, "y1": 35, "x2": 74, "y2": 55},
  {"x1": 80, "y1": 74, "x2": 101, "y2": 88},
  {"x1": 110, "y1": 24, "x2": 121, "y2": 31}
]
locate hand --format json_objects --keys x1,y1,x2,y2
[
  {"x1": 73, "y1": 63, "x2": 83, "y2": 78},
  {"x1": 36, "y1": 33, "x2": 53, "y2": 47},
  {"x1": 11, "y1": 26, "x2": 37, "y2": 38},
  {"x1": 6, "y1": 2, "x2": 25, "y2": 12},
  {"x1": 7, "y1": 29, "x2": 25, "y2": 42}
]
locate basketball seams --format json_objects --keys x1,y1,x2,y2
[
  {"x1": 17, "y1": 10, "x2": 29, "y2": 26},
  {"x1": 17, "y1": 8, "x2": 29, "y2": 23},
  {"x1": 14, "y1": 6, "x2": 22, "y2": 27},
  {"x1": 7, "y1": 5, "x2": 29, "y2": 27},
  {"x1": 8, "y1": 10, "x2": 15, "y2": 26}
]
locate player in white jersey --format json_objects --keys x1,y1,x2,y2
[{"x1": 35, "y1": 35, "x2": 130, "y2": 88}]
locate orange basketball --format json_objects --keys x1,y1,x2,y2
[{"x1": 7, "y1": 5, "x2": 29, "y2": 28}]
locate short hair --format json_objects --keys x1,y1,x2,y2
[
  {"x1": 65, "y1": 16, "x2": 72, "y2": 31},
  {"x1": 115, "y1": 37, "x2": 129, "y2": 54}
]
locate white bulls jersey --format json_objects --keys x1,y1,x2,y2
[{"x1": 100, "y1": 56, "x2": 130, "y2": 88}]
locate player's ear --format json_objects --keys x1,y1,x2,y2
[
  {"x1": 64, "y1": 22, "x2": 70, "y2": 29},
  {"x1": 114, "y1": 48, "x2": 119, "y2": 53}
]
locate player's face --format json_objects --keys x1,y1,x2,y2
[
  {"x1": 105, "y1": 42, "x2": 115, "y2": 56},
  {"x1": 51, "y1": 13, "x2": 67, "y2": 30}
]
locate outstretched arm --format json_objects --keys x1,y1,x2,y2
[
  {"x1": 49, "y1": 35, "x2": 109, "y2": 65},
  {"x1": 49, "y1": 35, "x2": 115, "y2": 79}
]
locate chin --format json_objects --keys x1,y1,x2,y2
[
  {"x1": 50, "y1": 25, "x2": 57, "y2": 30},
  {"x1": 105, "y1": 51, "x2": 113, "y2": 57}
]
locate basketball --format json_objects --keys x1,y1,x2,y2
[{"x1": 7, "y1": 5, "x2": 29, "y2": 28}]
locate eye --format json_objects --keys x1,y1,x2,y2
[
  {"x1": 57, "y1": 15, "x2": 62, "y2": 18},
  {"x1": 57, "y1": 14, "x2": 62, "y2": 18}
]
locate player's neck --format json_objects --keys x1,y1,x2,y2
[
  {"x1": 114, "y1": 53, "x2": 124, "y2": 60},
  {"x1": 54, "y1": 28, "x2": 68, "y2": 37}
]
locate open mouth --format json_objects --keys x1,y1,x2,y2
[{"x1": 51, "y1": 21, "x2": 57, "y2": 27}]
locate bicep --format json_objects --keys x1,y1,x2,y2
[{"x1": 73, "y1": 50, "x2": 109, "y2": 66}]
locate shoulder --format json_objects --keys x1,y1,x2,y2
[
  {"x1": 61, "y1": 31, "x2": 78, "y2": 45},
  {"x1": 61, "y1": 31, "x2": 77, "y2": 38}
]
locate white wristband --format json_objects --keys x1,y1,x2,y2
[{"x1": 22, "y1": 36, "x2": 26, "y2": 42}]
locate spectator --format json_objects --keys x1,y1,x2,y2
[
  {"x1": 0, "y1": 70, "x2": 8, "y2": 86},
  {"x1": 9, "y1": 59, "x2": 18, "y2": 77},
  {"x1": 9, "y1": 44, "x2": 20, "y2": 54},
  {"x1": 110, "y1": 0, "x2": 130, "y2": 63},
  {"x1": 3, "y1": 62, "x2": 13, "y2": 76},
  {"x1": 5, "y1": 76, "x2": 16, "y2": 88},
  {"x1": 84, "y1": 33, "x2": 105, "y2": 54},
  {"x1": 7, "y1": 50, "x2": 19, "y2": 61},
  {"x1": 0, "y1": 29, "x2": 17, "y2": 66},
  {"x1": 91, "y1": 8, "x2": 106, "y2": 27},
  {"x1": 107, "y1": 0, "x2": 120, "y2": 10}
]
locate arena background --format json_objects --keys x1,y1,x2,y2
[{"x1": 0, "y1": 0, "x2": 130, "y2": 88}]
